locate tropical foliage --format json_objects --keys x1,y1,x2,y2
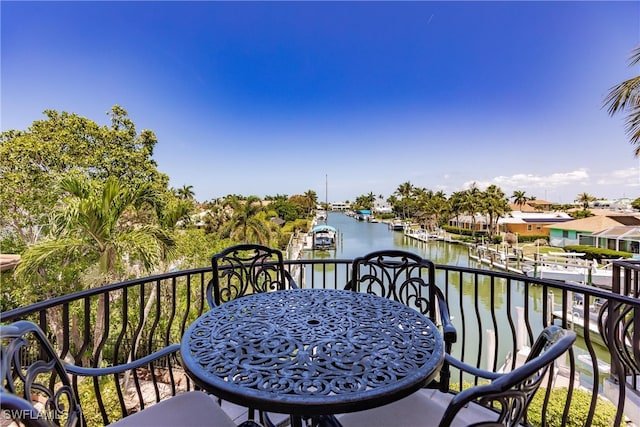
[
  {"x1": 603, "y1": 45, "x2": 640, "y2": 156},
  {"x1": 575, "y1": 192, "x2": 596, "y2": 210},
  {"x1": 0, "y1": 106, "x2": 168, "y2": 248}
]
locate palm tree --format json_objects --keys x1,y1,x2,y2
[
  {"x1": 604, "y1": 45, "x2": 640, "y2": 155},
  {"x1": 576, "y1": 192, "x2": 596, "y2": 210},
  {"x1": 461, "y1": 184, "x2": 482, "y2": 237},
  {"x1": 219, "y1": 195, "x2": 273, "y2": 244},
  {"x1": 485, "y1": 185, "x2": 510, "y2": 238},
  {"x1": 448, "y1": 191, "x2": 465, "y2": 232},
  {"x1": 394, "y1": 182, "x2": 414, "y2": 219},
  {"x1": 177, "y1": 184, "x2": 195, "y2": 200},
  {"x1": 303, "y1": 190, "x2": 318, "y2": 215},
  {"x1": 17, "y1": 175, "x2": 174, "y2": 363},
  {"x1": 511, "y1": 190, "x2": 529, "y2": 210}
]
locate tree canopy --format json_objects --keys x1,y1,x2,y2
[
  {"x1": 0, "y1": 106, "x2": 169, "y2": 247},
  {"x1": 604, "y1": 45, "x2": 640, "y2": 155}
]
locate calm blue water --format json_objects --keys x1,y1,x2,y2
[{"x1": 303, "y1": 211, "x2": 477, "y2": 266}]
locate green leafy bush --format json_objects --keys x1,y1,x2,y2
[
  {"x1": 442, "y1": 225, "x2": 488, "y2": 237},
  {"x1": 517, "y1": 234, "x2": 549, "y2": 243},
  {"x1": 527, "y1": 387, "x2": 617, "y2": 427},
  {"x1": 77, "y1": 376, "x2": 122, "y2": 427},
  {"x1": 564, "y1": 245, "x2": 632, "y2": 261}
]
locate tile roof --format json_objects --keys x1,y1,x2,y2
[{"x1": 545, "y1": 215, "x2": 640, "y2": 233}]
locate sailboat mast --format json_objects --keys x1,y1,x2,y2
[{"x1": 325, "y1": 174, "x2": 328, "y2": 209}]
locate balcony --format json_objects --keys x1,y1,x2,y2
[{"x1": 1, "y1": 258, "x2": 638, "y2": 426}]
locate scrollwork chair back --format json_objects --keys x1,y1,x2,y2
[
  {"x1": 346, "y1": 249, "x2": 456, "y2": 392},
  {"x1": 1, "y1": 321, "x2": 82, "y2": 427},
  {"x1": 207, "y1": 244, "x2": 297, "y2": 308},
  {"x1": 441, "y1": 325, "x2": 576, "y2": 427}
]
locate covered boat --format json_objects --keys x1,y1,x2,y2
[{"x1": 312, "y1": 224, "x2": 337, "y2": 250}]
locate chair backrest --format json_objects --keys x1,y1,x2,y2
[
  {"x1": 1, "y1": 321, "x2": 82, "y2": 427},
  {"x1": 207, "y1": 244, "x2": 291, "y2": 308},
  {"x1": 347, "y1": 249, "x2": 438, "y2": 319},
  {"x1": 440, "y1": 325, "x2": 576, "y2": 427}
]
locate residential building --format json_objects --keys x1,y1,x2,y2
[
  {"x1": 498, "y1": 211, "x2": 572, "y2": 237},
  {"x1": 545, "y1": 214, "x2": 640, "y2": 250}
]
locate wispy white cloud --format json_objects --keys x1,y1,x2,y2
[
  {"x1": 595, "y1": 167, "x2": 640, "y2": 187},
  {"x1": 463, "y1": 169, "x2": 590, "y2": 191},
  {"x1": 457, "y1": 167, "x2": 639, "y2": 202}
]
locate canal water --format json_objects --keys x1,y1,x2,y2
[
  {"x1": 303, "y1": 212, "x2": 610, "y2": 389},
  {"x1": 303, "y1": 211, "x2": 477, "y2": 266}
]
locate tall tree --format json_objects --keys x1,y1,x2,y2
[
  {"x1": 177, "y1": 184, "x2": 195, "y2": 200},
  {"x1": 511, "y1": 190, "x2": 529, "y2": 210},
  {"x1": 303, "y1": 190, "x2": 318, "y2": 215},
  {"x1": 484, "y1": 185, "x2": 511, "y2": 238},
  {"x1": 448, "y1": 191, "x2": 466, "y2": 232},
  {"x1": 462, "y1": 184, "x2": 482, "y2": 237},
  {"x1": 393, "y1": 182, "x2": 415, "y2": 219},
  {"x1": 15, "y1": 175, "x2": 174, "y2": 363},
  {"x1": 576, "y1": 192, "x2": 596, "y2": 210},
  {"x1": 0, "y1": 106, "x2": 168, "y2": 247},
  {"x1": 603, "y1": 45, "x2": 640, "y2": 155},
  {"x1": 219, "y1": 196, "x2": 273, "y2": 244}
]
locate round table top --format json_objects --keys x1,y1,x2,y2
[{"x1": 181, "y1": 288, "x2": 444, "y2": 415}]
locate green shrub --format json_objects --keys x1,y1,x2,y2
[
  {"x1": 517, "y1": 234, "x2": 549, "y2": 243},
  {"x1": 564, "y1": 245, "x2": 632, "y2": 261},
  {"x1": 442, "y1": 225, "x2": 488, "y2": 238},
  {"x1": 527, "y1": 387, "x2": 617, "y2": 427},
  {"x1": 77, "y1": 376, "x2": 122, "y2": 427}
]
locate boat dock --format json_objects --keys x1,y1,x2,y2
[
  {"x1": 467, "y1": 244, "x2": 529, "y2": 274},
  {"x1": 403, "y1": 227, "x2": 458, "y2": 243}
]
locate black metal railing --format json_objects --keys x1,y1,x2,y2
[{"x1": 1, "y1": 259, "x2": 638, "y2": 426}]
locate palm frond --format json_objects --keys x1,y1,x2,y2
[
  {"x1": 628, "y1": 45, "x2": 640, "y2": 66},
  {"x1": 15, "y1": 237, "x2": 89, "y2": 281}
]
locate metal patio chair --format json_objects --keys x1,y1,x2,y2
[
  {"x1": 207, "y1": 243, "x2": 298, "y2": 308},
  {"x1": 345, "y1": 249, "x2": 457, "y2": 392},
  {"x1": 334, "y1": 325, "x2": 576, "y2": 427},
  {"x1": 0, "y1": 320, "x2": 262, "y2": 427}
]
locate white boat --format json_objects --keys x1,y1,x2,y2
[
  {"x1": 312, "y1": 225, "x2": 337, "y2": 250},
  {"x1": 389, "y1": 220, "x2": 404, "y2": 231},
  {"x1": 524, "y1": 252, "x2": 614, "y2": 289}
]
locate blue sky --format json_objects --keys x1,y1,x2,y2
[{"x1": 2, "y1": 1, "x2": 639, "y2": 204}]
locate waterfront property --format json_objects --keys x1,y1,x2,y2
[
  {"x1": 546, "y1": 214, "x2": 640, "y2": 251},
  {"x1": 1, "y1": 256, "x2": 638, "y2": 426},
  {"x1": 497, "y1": 211, "x2": 573, "y2": 238}
]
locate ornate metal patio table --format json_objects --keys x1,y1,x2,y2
[{"x1": 181, "y1": 288, "x2": 444, "y2": 426}]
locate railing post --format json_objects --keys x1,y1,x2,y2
[
  {"x1": 516, "y1": 306, "x2": 525, "y2": 351},
  {"x1": 547, "y1": 291, "x2": 554, "y2": 326},
  {"x1": 486, "y1": 329, "x2": 495, "y2": 371}
]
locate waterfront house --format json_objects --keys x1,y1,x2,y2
[
  {"x1": 330, "y1": 202, "x2": 351, "y2": 211},
  {"x1": 448, "y1": 213, "x2": 490, "y2": 232},
  {"x1": 588, "y1": 225, "x2": 640, "y2": 254},
  {"x1": 545, "y1": 214, "x2": 640, "y2": 248},
  {"x1": 372, "y1": 199, "x2": 393, "y2": 214},
  {"x1": 498, "y1": 211, "x2": 572, "y2": 237}
]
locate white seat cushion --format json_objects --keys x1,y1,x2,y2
[
  {"x1": 336, "y1": 389, "x2": 504, "y2": 427},
  {"x1": 109, "y1": 391, "x2": 237, "y2": 427}
]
